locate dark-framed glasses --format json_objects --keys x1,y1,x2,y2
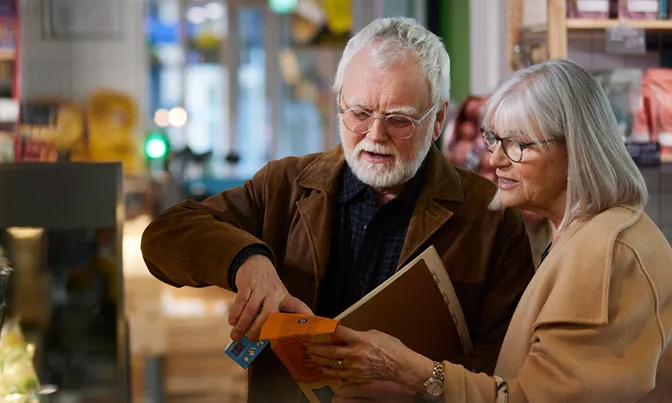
[
  {"x1": 480, "y1": 127, "x2": 555, "y2": 163},
  {"x1": 338, "y1": 92, "x2": 437, "y2": 140}
]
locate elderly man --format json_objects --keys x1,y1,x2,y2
[{"x1": 141, "y1": 17, "x2": 535, "y2": 403}]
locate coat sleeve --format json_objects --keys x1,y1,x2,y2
[
  {"x1": 451, "y1": 207, "x2": 536, "y2": 374},
  {"x1": 442, "y1": 241, "x2": 663, "y2": 403},
  {"x1": 140, "y1": 163, "x2": 273, "y2": 291}
]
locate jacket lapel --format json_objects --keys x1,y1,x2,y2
[
  {"x1": 294, "y1": 145, "x2": 466, "y2": 292},
  {"x1": 397, "y1": 146, "x2": 465, "y2": 269},
  {"x1": 295, "y1": 146, "x2": 345, "y2": 305}
]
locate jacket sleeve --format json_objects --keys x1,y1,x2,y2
[
  {"x1": 451, "y1": 207, "x2": 536, "y2": 374},
  {"x1": 140, "y1": 163, "x2": 274, "y2": 291},
  {"x1": 442, "y1": 241, "x2": 663, "y2": 403}
]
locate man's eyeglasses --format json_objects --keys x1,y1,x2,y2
[
  {"x1": 480, "y1": 127, "x2": 554, "y2": 163},
  {"x1": 338, "y1": 91, "x2": 437, "y2": 140}
]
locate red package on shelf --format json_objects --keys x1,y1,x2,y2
[
  {"x1": 15, "y1": 137, "x2": 57, "y2": 162},
  {"x1": 568, "y1": 0, "x2": 611, "y2": 19},
  {"x1": 618, "y1": 0, "x2": 659, "y2": 19}
]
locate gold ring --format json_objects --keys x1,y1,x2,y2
[{"x1": 336, "y1": 359, "x2": 344, "y2": 370}]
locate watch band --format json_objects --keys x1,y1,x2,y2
[
  {"x1": 493, "y1": 375, "x2": 509, "y2": 403},
  {"x1": 421, "y1": 361, "x2": 445, "y2": 401}
]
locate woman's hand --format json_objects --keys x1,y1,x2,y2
[{"x1": 305, "y1": 325, "x2": 435, "y2": 391}]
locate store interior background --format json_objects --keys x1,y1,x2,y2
[{"x1": 0, "y1": 0, "x2": 670, "y2": 402}]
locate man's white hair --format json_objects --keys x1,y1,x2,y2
[
  {"x1": 333, "y1": 17, "x2": 451, "y2": 104},
  {"x1": 483, "y1": 59, "x2": 648, "y2": 230}
]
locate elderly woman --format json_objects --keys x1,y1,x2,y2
[{"x1": 306, "y1": 59, "x2": 672, "y2": 402}]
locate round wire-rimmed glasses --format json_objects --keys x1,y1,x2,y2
[
  {"x1": 338, "y1": 92, "x2": 438, "y2": 140},
  {"x1": 480, "y1": 127, "x2": 555, "y2": 163}
]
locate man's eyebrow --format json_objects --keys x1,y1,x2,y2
[
  {"x1": 344, "y1": 96, "x2": 418, "y2": 115},
  {"x1": 386, "y1": 105, "x2": 417, "y2": 115}
]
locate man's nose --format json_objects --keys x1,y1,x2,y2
[
  {"x1": 365, "y1": 117, "x2": 388, "y2": 142},
  {"x1": 488, "y1": 143, "x2": 511, "y2": 169}
]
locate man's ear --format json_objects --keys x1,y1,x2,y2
[{"x1": 433, "y1": 101, "x2": 450, "y2": 142}]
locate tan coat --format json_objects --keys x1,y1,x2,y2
[
  {"x1": 141, "y1": 145, "x2": 536, "y2": 402},
  {"x1": 442, "y1": 206, "x2": 672, "y2": 402}
]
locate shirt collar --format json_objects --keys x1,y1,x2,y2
[
  {"x1": 336, "y1": 155, "x2": 428, "y2": 210},
  {"x1": 336, "y1": 164, "x2": 369, "y2": 203}
]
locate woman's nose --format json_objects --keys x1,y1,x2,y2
[{"x1": 488, "y1": 143, "x2": 512, "y2": 169}]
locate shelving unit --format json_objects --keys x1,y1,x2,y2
[
  {"x1": 546, "y1": 0, "x2": 672, "y2": 58},
  {"x1": 566, "y1": 18, "x2": 672, "y2": 30}
]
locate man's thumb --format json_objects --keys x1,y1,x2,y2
[{"x1": 279, "y1": 295, "x2": 313, "y2": 315}]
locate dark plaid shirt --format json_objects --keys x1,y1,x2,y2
[
  {"x1": 315, "y1": 161, "x2": 427, "y2": 318},
  {"x1": 229, "y1": 160, "x2": 427, "y2": 319}
]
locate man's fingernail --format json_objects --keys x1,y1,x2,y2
[
  {"x1": 301, "y1": 344, "x2": 307, "y2": 350},
  {"x1": 303, "y1": 353, "x2": 311, "y2": 360}
]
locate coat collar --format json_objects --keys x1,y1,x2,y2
[
  {"x1": 295, "y1": 144, "x2": 465, "y2": 286},
  {"x1": 534, "y1": 206, "x2": 642, "y2": 328},
  {"x1": 295, "y1": 144, "x2": 466, "y2": 204}
]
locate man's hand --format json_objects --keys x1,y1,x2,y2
[
  {"x1": 333, "y1": 381, "x2": 417, "y2": 403},
  {"x1": 228, "y1": 254, "x2": 312, "y2": 341}
]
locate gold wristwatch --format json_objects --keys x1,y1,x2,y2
[{"x1": 421, "y1": 361, "x2": 445, "y2": 401}]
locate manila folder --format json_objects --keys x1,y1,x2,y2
[{"x1": 335, "y1": 245, "x2": 473, "y2": 362}]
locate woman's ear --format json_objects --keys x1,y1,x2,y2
[{"x1": 433, "y1": 101, "x2": 449, "y2": 142}]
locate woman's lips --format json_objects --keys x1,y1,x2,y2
[
  {"x1": 361, "y1": 150, "x2": 394, "y2": 164},
  {"x1": 497, "y1": 177, "x2": 519, "y2": 190}
]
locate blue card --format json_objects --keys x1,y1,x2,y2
[{"x1": 225, "y1": 335, "x2": 269, "y2": 369}]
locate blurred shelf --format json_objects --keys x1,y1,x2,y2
[
  {"x1": 523, "y1": 19, "x2": 672, "y2": 35},
  {"x1": 566, "y1": 19, "x2": 672, "y2": 31}
]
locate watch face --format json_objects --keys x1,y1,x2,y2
[{"x1": 426, "y1": 379, "x2": 443, "y2": 397}]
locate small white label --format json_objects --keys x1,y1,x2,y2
[
  {"x1": 577, "y1": 0, "x2": 610, "y2": 12},
  {"x1": 627, "y1": 0, "x2": 659, "y2": 13},
  {"x1": 659, "y1": 134, "x2": 672, "y2": 146}
]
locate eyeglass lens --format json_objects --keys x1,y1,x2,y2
[
  {"x1": 482, "y1": 132, "x2": 523, "y2": 162},
  {"x1": 342, "y1": 111, "x2": 415, "y2": 139}
]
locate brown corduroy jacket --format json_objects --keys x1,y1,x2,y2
[{"x1": 140, "y1": 145, "x2": 536, "y2": 402}]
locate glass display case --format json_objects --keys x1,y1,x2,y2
[{"x1": 0, "y1": 162, "x2": 128, "y2": 403}]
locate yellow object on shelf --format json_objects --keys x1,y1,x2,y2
[
  {"x1": 19, "y1": 98, "x2": 86, "y2": 154},
  {"x1": 86, "y1": 89, "x2": 141, "y2": 175}
]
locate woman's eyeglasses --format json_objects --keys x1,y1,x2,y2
[{"x1": 480, "y1": 127, "x2": 555, "y2": 163}]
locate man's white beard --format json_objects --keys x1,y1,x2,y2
[{"x1": 341, "y1": 128, "x2": 434, "y2": 188}]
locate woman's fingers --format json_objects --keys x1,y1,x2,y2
[
  {"x1": 334, "y1": 325, "x2": 361, "y2": 343},
  {"x1": 307, "y1": 353, "x2": 339, "y2": 368},
  {"x1": 320, "y1": 366, "x2": 354, "y2": 380},
  {"x1": 306, "y1": 342, "x2": 351, "y2": 359}
]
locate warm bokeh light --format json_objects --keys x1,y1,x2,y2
[
  {"x1": 153, "y1": 108, "x2": 170, "y2": 128},
  {"x1": 168, "y1": 107, "x2": 188, "y2": 127}
]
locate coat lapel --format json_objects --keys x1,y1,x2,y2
[
  {"x1": 397, "y1": 146, "x2": 466, "y2": 269},
  {"x1": 294, "y1": 145, "x2": 466, "y2": 293},
  {"x1": 295, "y1": 146, "x2": 345, "y2": 305}
]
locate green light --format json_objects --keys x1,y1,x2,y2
[
  {"x1": 144, "y1": 130, "x2": 170, "y2": 160},
  {"x1": 269, "y1": 0, "x2": 297, "y2": 13},
  {"x1": 146, "y1": 138, "x2": 167, "y2": 159}
]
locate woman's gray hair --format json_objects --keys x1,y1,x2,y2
[
  {"x1": 332, "y1": 17, "x2": 451, "y2": 104},
  {"x1": 483, "y1": 59, "x2": 648, "y2": 230}
]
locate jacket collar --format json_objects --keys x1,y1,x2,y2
[
  {"x1": 535, "y1": 206, "x2": 642, "y2": 328},
  {"x1": 295, "y1": 144, "x2": 466, "y2": 204}
]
